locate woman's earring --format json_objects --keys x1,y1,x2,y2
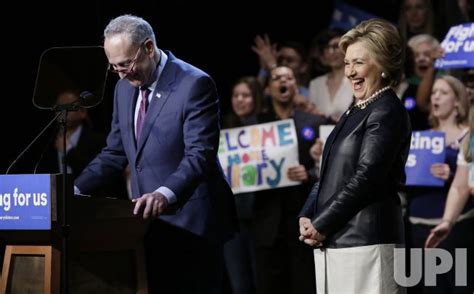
[{"x1": 381, "y1": 72, "x2": 388, "y2": 79}]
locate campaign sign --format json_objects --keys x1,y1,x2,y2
[
  {"x1": 435, "y1": 22, "x2": 474, "y2": 69},
  {"x1": 405, "y1": 131, "x2": 445, "y2": 187},
  {"x1": 0, "y1": 174, "x2": 52, "y2": 230},
  {"x1": 219, "y1": 119, "x2": 300, "y2": 194}
]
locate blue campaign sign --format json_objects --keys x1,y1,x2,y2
[
  {"x1": 0, "y1": 174, "x2": 52, "y2": 230},
  {"x1": 330, "y1": 0, "x2": 379, "y2": 31},
  {"x1": 405, "y1": 131, "x2": 445, "y2": 187},
  {"x1": 435, "y1": 22, "x2": 474, "y2": 69}
]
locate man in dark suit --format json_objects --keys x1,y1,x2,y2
[
  {"x1": 74, "y1": 14, "x2": 237, "y2": 294},
  {"x1": 34, "y1": 90, "x2": 128, "y2": 198},
  {"x1": 36, "y1": 90, "x2": 104, "y2": 178}
]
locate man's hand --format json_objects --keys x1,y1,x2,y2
[
  {"x1": 132, "y1": 191, "x2": 168, "y2": 219},
  {"x1": 299, "y1": 217, "x2": 325, "y2": 247}
]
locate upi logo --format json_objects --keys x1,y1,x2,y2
[{"x1": 393, "y1": 248, "x2": 467, "y2": 287}]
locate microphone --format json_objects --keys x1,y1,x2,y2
[
  {"x1": 52, "y1": 90, "x2": 95, "y2": 112},
  {"x1": 79, "y1": 91, "x2": 95, "y2": 103},
  {"x1": 78, "y1": 91, "x2": 95, "y2": 108},
  {"x1": 6, "y1": 112, "x2": 63, "y2": 174},
  {"x1": 279, "y1": 86, "x2": 288, "y2": 94}
]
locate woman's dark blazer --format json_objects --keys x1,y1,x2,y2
[{"x1": 300, "y1": 89, "x2": 412, "y2": 248}]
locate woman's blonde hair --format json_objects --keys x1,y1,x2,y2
[
  {"x1": 429, "y1": 75, "x2": 469, "y2": 129},
  {"x1": 339, "y1": 18, "x2": 404, "y2": 87}
]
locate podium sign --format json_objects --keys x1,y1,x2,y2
[{"x1": 0, "y1": 174, "x2": 54, "y2": 230}]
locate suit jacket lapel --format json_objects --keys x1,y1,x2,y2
[
  {"x1": 127, "y1": 86, "x2": 139, "y2": 152},
  {"x1": 136, "y1": 53, "x2": 177, "y2": 153}
]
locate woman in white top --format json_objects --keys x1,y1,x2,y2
[{"x1": 308, "y1": 28, "x2": 353, "y2": 122}]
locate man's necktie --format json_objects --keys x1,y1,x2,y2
[{"x1": 136, "y1": 88, "x2": 150, "y2": 141}]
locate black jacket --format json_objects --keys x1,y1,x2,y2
[
  {"x1": 37, "y1": 125, "x2": 105, "y2": 178},
  {"x1": 300, "y1": 89, "x2": 411, "y2": 248}
]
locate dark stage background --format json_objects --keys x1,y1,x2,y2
[{"x1": 1, "y1": 0, "x2": 399, "y2": 173}]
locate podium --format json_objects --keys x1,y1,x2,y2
[{"x1": 0, "y1": 174, "x2": 148, "y2": 293}]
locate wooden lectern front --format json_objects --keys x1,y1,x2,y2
[{"x1": 0, "y1": 174, "x2": 148, "y2": 294}]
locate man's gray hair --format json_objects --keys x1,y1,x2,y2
[{"x1": 104, "y1": 14, "x2": 156, "y2": 46}]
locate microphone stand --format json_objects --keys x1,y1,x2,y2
[
  {"x1": 53, "y1": 102, "x2": 79, "y2": 294},
  {"x1": 5, "y1": 113, "x2": 62, "y2": 174}
]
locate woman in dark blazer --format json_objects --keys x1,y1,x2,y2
[{"x1": 298, "y1": 19, "x2": 411, "y2": 293}]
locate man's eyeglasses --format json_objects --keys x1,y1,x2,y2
[{"x1": 108, "y1": 41, "x2": 146, "y2": 74}]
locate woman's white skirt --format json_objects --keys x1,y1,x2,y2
[{"x1": 313, "y1": 244, "x2": 406, "y2": 294}]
